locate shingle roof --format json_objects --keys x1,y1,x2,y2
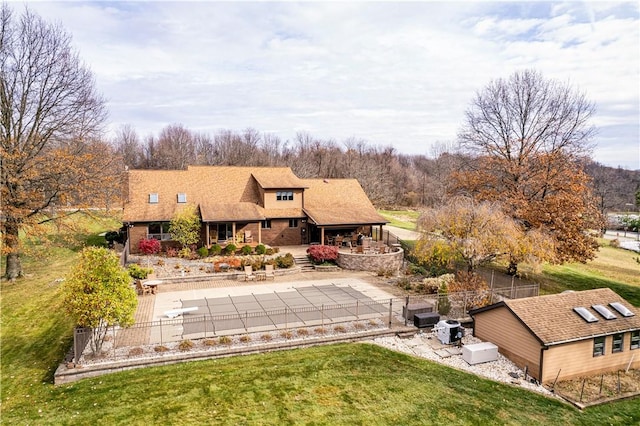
[
  {"x1": 123, "y1": 167, "x2": 384, "y2": 226},
  {"x1": 472, "y1": 288, "x2": 640, "y2": 346},
  {"x1": 302, "y1": 179, "x2": 388, "y2": 226}
]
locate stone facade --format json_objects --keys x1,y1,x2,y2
[{"x1": 337, "y1": 249, "x2": 403, "y2": 273}]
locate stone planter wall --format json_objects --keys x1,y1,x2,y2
[{"x1": 337, "y1": 248, "x2": 403, "y2": 273}]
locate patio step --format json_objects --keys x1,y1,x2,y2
[{"x1": 294, "y1": 255, "x2": 314, "y2": 272}]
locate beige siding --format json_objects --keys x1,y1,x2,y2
[
  {"x1": 263, "y1": 189, "x2": 303, "y2": 210},
  {"x1": 474, "y1": 307, "x2": 543, "y2": 379},
  {"x1": 542, "y1": 334, "x2": 640, "y2": 383}
]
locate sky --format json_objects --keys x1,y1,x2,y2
[{"x1": 20, "y1": 1, "x2": 640, "y2": 170}]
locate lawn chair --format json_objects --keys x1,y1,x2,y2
[
  {"x1": 335, "y1": 236, "x2": 344, "y2": 247},
  {"x1": 135, "y1": 279, "x2": 152, "y2": 296},
  {"x1": 244, "y1": 265, "x2": 255, "y2": 281},
  {"x1": 355, "y1": 245, "x2": 364, "y2": 254},
  {"x1": 264, "y1": 264, "x2": 275, "y2": 280},
  {"x1": 244, "y1": 230, "x2": 253, "y2": 243}
]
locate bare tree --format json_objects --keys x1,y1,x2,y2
[
  {"x1": 1, "y1": 5, "x2": 108, "y2": 279},
  {"x1": 456, "y1": 69, "x2": 601, "y2": 273}
]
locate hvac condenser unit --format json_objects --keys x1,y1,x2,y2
[
  {"x1": 436, "y1": 320, "x2": 463, "y2": 345},
  {"x1": 462, "y1": 342, "x2": 499, "y2": 365}
]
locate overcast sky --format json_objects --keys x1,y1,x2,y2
[{"x1": 22, "y1": 1, "x2": 640, "y2": 170}]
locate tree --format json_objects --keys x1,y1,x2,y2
[
  {"x1": 456, "y1": 69, "x2": 602, "y2": 273},
  {"x1": 168, "y1": 204, "x2": 201, "y2": 249},
  {"x1": 415, "y1": 197, "x2": 543, "y2": 273},
  {"x1": 1, "y1": 5, "x2": 109, "y2": 279},
  {"x1": 61, "y1": 247, "x2": 137, "y2": 356}
]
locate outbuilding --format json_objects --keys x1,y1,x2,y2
[{"x1": 469, "y1": 288, "x2": 640, "y2": 383}]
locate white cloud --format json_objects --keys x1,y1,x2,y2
[{"x1": 21, "y1": 1, "x2": 640, "y2": 170}]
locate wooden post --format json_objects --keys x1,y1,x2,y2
[
  {"x1": 552, "y1": 369, "x2": 561, "y2": 390},
  {"x1": 580, "y1": 378, "x2": 586, "y2": 402},
  {"x1": 404, "y1": 296, "x2": 409, "y2": 326},
  {"x1": 599, "y1": 374, "x2": 604, "y2": 395},
  {"x1": 388, "y1": 299, "x2": 393, "y2": 328}
]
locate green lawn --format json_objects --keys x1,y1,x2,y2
[
  {"x1": 378, "y1": 209, "x2": 420, "y2": 231},
  {"x1": 2, "y1": 213, "x2": 640, "y2": 424}
]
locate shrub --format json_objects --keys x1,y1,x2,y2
[
  {"x1": 334, "y1": 325, "x2": 347, "y2": 333},
  {"x1": 314, "y1": 327, "x2": 326, "y2": 335},
  {"x1": 209, "y1": 244, "x2": 222, "y2": 255},
  {"x1": 306, "y1": 245, "x2": 339, "y2": 264},
  {"x1": 128, "y1": 347, "x2": 144, "y2": 356},
  {"x1": 274, "y1": 253, "x2": 295, "y2": 269},
  {"x1": 178, "y1": 340, "x2": 194, "y2": 351},
  {"x1": 241, "y1": 245, "x2": 253, "y2": 255},
  {"x1": 202, "y1": 338, "x2": 217, "y2": 347},
  {"x1": 219, "y1": 335, "x2": 232, "y2": 345},
  {"x1": 437, "y1": 283, "x2": 451, "y2": 316},
  {"x1": 261, "y1": 333, "x2": 273, "y2": 342},
  {"x1": 154, "y1": 345, "x2": 169, "y2": 353},
  {"x1": 265, "y1": 248, "x2": 275, "y2": 255},
  {"x1": 197, "y1": 247, "x2": 209, "y2": 258},
  {"x1": 127, "y1": 263, "x2": 153, "y2": 279},
  {"x1": 224, "y1": 244, "x2": 237, "y2": 255},
  {"x1": 166, "y1": 247, "x2": 178, "y2": 257},
  {"x1": 296, "y1": 328, "x2": 309, "y2": 337},
  {"x1": 255, "y1": 244, "x2": 266, "y2": 255},
  {"x1": 239, "y1": 335, "x2": 251, "y2": 343},
  {"x1": 354, "y1": 322, "x2": 365, "y2": 330},
  {"x1": 138, "y1": 238, "x2": 161, "y2": 255},
  {"x1": 178, "y1": 247, "x2": 193, "y2": 259},
  {"x1": 610, "y1": 238, "x2": 620, "y2": 248},
  {"x1": 449, "y1": 271, "x2": 491, "y2": 309},
  {"x1": 280, "y1": 330, "x2": 293, "y2": 339}
]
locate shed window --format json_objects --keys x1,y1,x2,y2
[
  {"x1": 593, "y1": 337, "x2": 605, "y2": 357},
  {"x1": 612, "y1": 333, "x2": 624, "y2": 353},
  {"x1": 149, "y1": 193, "x2": 159, "y2": 204},
  {"x1": 177, "y1": 193, "x2": 187, "y2": 203},
  {"x1": 631, "y1": 331, "x2": 640, "y2": 350}
]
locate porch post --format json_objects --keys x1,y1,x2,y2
[
  {"x1": 321, "y1": 227, "x2": 325, "y2": 245},
  {"x1": 205, "y1": 223, "x2": 210, "y2": 247},
  {"x1": 379, "y1": 224, "x2": 383, "y2": 241},
  {"x1": 258, "y1": 222, "x2": 262, "y2": 244},
  {"x1": 232, "y1": 222, "x2": 236, "y2": 241}
]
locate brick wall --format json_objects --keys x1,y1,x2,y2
[{"x1": 261, "y1": 219, "x2": 301, "y2": 246}]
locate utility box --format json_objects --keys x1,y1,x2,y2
[
  {"x1": 436, "y1": 320, "x2": 463, "y2": 345},
  {"x1": 414, "y1": 312, "x2": 440, "y2": 328},
  {"x1": 462, "y1": 342, "x2": 499, "y2": 365},
  {"x1": 403, "y1": 302, "x2": 434, "y2": 321}
]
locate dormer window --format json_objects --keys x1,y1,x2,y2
[
  {"x1": 149, "y1": 193, "x2": 159, "y2": 204},
  {"x1": 177, "y1": 193, "x2": 187, "y2": 203},
  {"x1": 277, "y1": 191, "x2": 293, "y2": 201}
]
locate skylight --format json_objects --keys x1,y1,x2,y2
[
  {"x1": 609, "y1": 302, "x2": 635, "y2": 318},
  {"x1": 573, "y1": 307, "x2": 598, "y2": 323},
  {"x1": 592, "y1": 304, "x2": 617, "y2": 320}
]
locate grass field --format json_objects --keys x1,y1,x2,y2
[
  {"x1": 378, "y1": 209, "x2": 420, "y2": 231},
  {"x1": 2, "y1": 213, "x2": 639, "y2": 424}
]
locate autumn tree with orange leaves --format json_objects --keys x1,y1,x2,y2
[
  {"x1": 1, "y1": 5, "x2": 115, "y2": 279},
  {"x1": 456, "y1": 69, "x2": 603, "y2": 275}
]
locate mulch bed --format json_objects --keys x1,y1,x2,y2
[{"x1": 551, "y1": 369, "x2": 640, "y2": 407}]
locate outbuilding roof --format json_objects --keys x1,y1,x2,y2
[{"x1": 470, "y1": 288, "x2": 640, "y2": 346}]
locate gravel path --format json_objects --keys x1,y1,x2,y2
[{"x1": 371, "y1": 331, "x2": 555, "y2": 397}]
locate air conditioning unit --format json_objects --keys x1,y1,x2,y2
[{"x1": 436, "y1": 320, "x2": 463, "y2": 345}]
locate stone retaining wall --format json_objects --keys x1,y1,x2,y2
[{"x1": 337, "y1": 249, "x2": 403, "y2": 273}]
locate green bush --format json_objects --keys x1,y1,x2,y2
[
  {"x1": 241, "y1": 245, "x2": 252, "y2": 255},
  {"x1": 197, "y1": 247, "x2": 209, "y2": 258},
  {"x1": 178, "y1": 340, "x2": 194, "y2": 351},
  {"x1": 266, "y1": 248, "x2": 275, "y2": 255},
  {"x1": 209, "y1": 244, "x2": 222, "y2": 255},
  {"x1": 178, "y1": 247, "x2": 192, "y2": 259},
  {"x1": 127, "y1": 264, "x2": 153, "y2": 279},
  {"x1": 224, "y1": 244, "x2": 237, "y2": 255},
  {"x1": 255, "y1": 244, "x2": 266, "y2": 255},
  {"x1": 274, "y1": 253, "x2": 295, "y2": 268}
]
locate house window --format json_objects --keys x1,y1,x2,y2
[
  {"x1": 593, "y1": 336, "x2": 605, "y2": 357},
  {"x1": 289, "y1": 219, "x2": 298, "y2": 228},
  {"x1": 631, "y1": 331, "x2": 640, "y2": 350},
  {"x1": 148, "y1": 223, "x2": 171, "y2": 240},
  {"x1": 261, "y1": 220, "x2": 271, "y2": 229},
  {"x1": 177, "y1": 193, "x2": 187, "y2": 203},
  {"x1": 613, "y1": 333, "x2": 624, "y2": 353},
  {"x1": 276, "y1": 191, "x2": 294, "y2": 201},
  {"x1": 149, "y1": 193, "x2": 159, "y2": 204}
]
